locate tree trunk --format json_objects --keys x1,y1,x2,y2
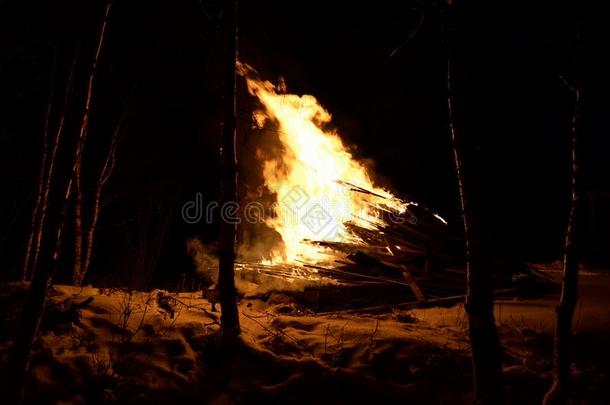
[
  {"x1": 447, "y1": 56, "x2": 503, "y2": 404},
  {"x1": 5, "y1": 253, "x2": 56, "y2": 403},
  {"x1": 543, "y1": 80, "x2": 582, "y2": 405},
  {"x1": 79, "y1": 104, "x2": 123, "y2": 285},
  {"x1": 21, "y1": 87, "x2": 53, "y2": 281},
  {"x1": 3, "y1": 6, "x2": 112, "y2": 402},
  {"x1": 217, "y1": 0, "x2": 241, "y2": 337},
  {"x1": 445, "y1": 2, "x2": 503, "y2": 400},
  {"x1": 73, "y1": 181, "x2": 83, "y2": 284},
  {"x1": 4, "y1": 147, "x2": 76, "y2": 405},
  {"x1": 25, "y1": 47, "x2": 80, "y2": 281},
  {"x1": 72, "y1": 2, "x2": 111, "y2": 285}
]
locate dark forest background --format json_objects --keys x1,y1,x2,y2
[{"x1": 0, "y1": 0, "x2": 608, "y2": 288}]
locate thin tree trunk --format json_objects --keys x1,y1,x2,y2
[
  {"x1": 543, "y1": 79, "x2": 582, "y2": 405},
  {"x1": 78, "y1": 106, "x2": 123, "y2": 285},
  {"x1": 27, "y1": 46, "x2": 80, "y2": 281},
  {"x1": 447, "y1": 54, "x2": 503, "y2": 404},
  {"x1": 217, "y1": 0, "x2": 241, "y2": 337},
  {"x1": 4, "y1": 153, "x2": 75, "y2": 405},
  {"x1": 72, "y1": 2, "x2": 111, "y2": 285},
  {"x1": 21, "y1": 87, "x2": 54, "y2": 280},
  {"x1": 3, "y1": 6, "x2": 112, "y2": 402},
  {"x1": 5, "y1": 257, "x2": 55, "y2": 403},
  {"x1": 73, "y1": 183, "x2": 83, "y2": 283}
]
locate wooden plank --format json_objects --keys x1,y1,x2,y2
[
  {"x1": 301, "y1": 263, "x2": 413, "y2": 288},
  {"x1": 399, "y1": 265, "x2": 427, "y2": 303}
]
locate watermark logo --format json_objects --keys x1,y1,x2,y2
[
  {"x1": 281, "y1": 185, "x2": 309, "y2": 214},
  {"x1": 180, "y1": 186, "x2": 421, "y2": 231},
  {"x1": 301, "y1": 203, "x2": 333, "y2": 235},
  {"x1": 182, "y1": 192, "x2": 204, "y2": 224}
]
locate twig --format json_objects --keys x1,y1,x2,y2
[
  {"x1": 369, "y1": 317, "x2": 380, "y2": 349},
  {"x1": 240, "y1": 310, "x2": 313, "y2": 355},
  {"x1": 389, "y1": 1, "x2": 438, "y2": 58}
]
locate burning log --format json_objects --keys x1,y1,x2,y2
[{"x1": 302, "y1": 263, "x2": 413, "y2": 288}]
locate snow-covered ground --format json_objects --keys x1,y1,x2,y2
[{"x1": 1, "y1": 265, "x2": 609, "y2": 404}]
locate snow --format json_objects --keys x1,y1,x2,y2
[{"x1": 1, "y1": 268, "x2": 610, "y2": 403}]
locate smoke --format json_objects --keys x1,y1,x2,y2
[
  {"x1": 237, "y1": 225, "x2": 285, "y2": 262},
  {"x1": 246, "y1": 273, "x2": 337, "y2": 294},
  {"x1": 186, "y1": 237, "x2": 337, "y2": 294},
  {"x1": 186, "y1": 237, "x2": 218, "y2": 284}
]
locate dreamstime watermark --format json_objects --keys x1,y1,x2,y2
[{"x1": 181, "y1": 185, "x2": 417, "y2": 237}]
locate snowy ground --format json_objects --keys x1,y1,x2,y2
[{"x1": 1, "y1": 264, "x2": 609, "y2": 404}]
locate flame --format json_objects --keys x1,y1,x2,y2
[{"x1": 240, "y1": 64, "x2": 408, "y2": 263}]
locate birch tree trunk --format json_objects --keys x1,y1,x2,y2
[
  {"x1": 3, "y1": 6, "x2": 112, "y2": 402},
  {"x1": 24, "y1": 47, "x2": 80, "y2": 281},
  {"x1": 447, "y1": 55, "x2": 503, "y2": 404},
  {"x1": 217, "y1": 0, "x2": 241, "y2": 337},
  {"x1": 20, "y1": 88, "x2": 53, "y2": 280},
  {"x1": 543, "y1": 79, "x2": 582, "y2": 405},
  {"x1": 78, "y1": 105, "x2": 123, "y2": 285},
  {"x1": 445, "y1": 1, "x2": 503, "y2": 400},
  {"x1": 72, "y1": 2, "x2": 111, "y2": 285},
  {"x1": 4, "y1": 143, "x2": 76, "y2": 405},
  {"x1": 73, "y1": 182, "x2": 83, "y2": 283}
]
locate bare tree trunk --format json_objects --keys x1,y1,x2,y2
[
  {"x1": 4, "y1": 149, "x2": 76, "y2": 405},
  {"x1": 443, "y1": 2, "x2": 504, "y2": 402},
  {"x1": 21, "y1": 88, "x2": 53, "y2": 280},
  {"x1": 447, "y1": 54, "x2": 503, "y2": 404},
  {"x1": 78, "y1": 107, "x2": 123, "y2": 285},
  {"x1": 72, "y1": 2, "x2": 111, "y2": 285},
  {"x1": 123, "y1": 200, "x2": 172, "y2": 290},
  {"x1": 6, "y1": 256, "x2": 56, "y2": 403},
  {"x1": 3, "y1": 6, "x2": 112, "y2": 402},
  {"x1": 543, "y1": 79, "x2": 582, "y2": 405},
  {"x1": 25, "y1": 47, "x2": 80, "y2": 281},
  {"x1": 73, "y1": 181, "x2": 83, "y2": 284},
  {"x1": 217, "y1": 0, "x2": 241, "y2": 337}
]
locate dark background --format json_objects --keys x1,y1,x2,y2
[{"x1": 0, "y1": 0, "x2": 608, "y2": 286}]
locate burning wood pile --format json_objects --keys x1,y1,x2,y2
[
  {"x1": 230, "y1": 177, "x2": 465, "y2": 303},
  {"x1": 234, "y1": 178, "x2": 551, "y2": 312},
  {"x1": 227, "y1": 65, "x2": 551, "y2": 311}
]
